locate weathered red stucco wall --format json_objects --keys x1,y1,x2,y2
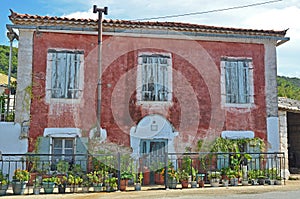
[{"x1": 29, "y1": 32, "x2": 266, "y2": 151}]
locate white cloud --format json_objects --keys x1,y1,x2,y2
[
  {"x1": 63, "y1": 7, "x2": 97, "y2": 20},
  {"x1": 244, "y1": 6, "x2": 299, "y2": 35}
]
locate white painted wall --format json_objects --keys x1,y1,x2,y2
[
  {"x1": 264, "y1": 41, "x2": 280, "y2": 152},
  {"x1": 0, "y1": 122, "x2": 28, "y2": 179},
  {"x1": 267, "y1": 117, "x2": 280, "y2": 152},
  {"x1": 0, "y1": 122, "x2": 28, "y2": 153},
  {"x1": 130, "y1": 114, "x2": 178, "y2": 158}
]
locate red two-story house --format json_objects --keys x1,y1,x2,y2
[{"x1": 8, "y1": 10, "x2": 288, "y2": 166}]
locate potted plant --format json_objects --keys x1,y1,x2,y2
[
  {"x1": 178, "y1": 169, "x2": 189, "y2": 188},
  {"x1": 228, "y1": 170, "x2": 239, "y2": 186},
  {"x1": 68, "y1": 164, "x2": 83, "y2": 192},
  {"x1": 191, "y1": 167, "x2": 197, "y2": 188},
  {"x1": 134, "y1": 172, "x2": 143, "y2": 191},
  {"x1": 267, "y1": 168, "x2": 277, "y2": 185},
  {"x1": 26, "y1": 154, "x2": 41, "y2": 186},
  {"x1": 208, "y1": 171, "x2": 221, "y2": 187},
  {"x1": 68, "y1": 174, "x2": 83, "y2": 192},
  {"x1": 241, "y1": 165, "x2": 248, "y2": 186},
  {"x1": 105, "y1": 176, "x2": 117, "y2": 192},
  {"x1": 196, "y1": 173, "x2": 205, "y2": 188},
  {"x1": 221, "y1": 167, "x2": 230, "y2": 187},
  {"x1": 81, "y1": 174, "x2": 91, "y2": 193},
  {"x1": 87, "y1": 170, "x2": 103, "y2": 192},
  {"x1": 257, "y1": 169, "x2": 266, "y2": 185},
  {"x1": 120, "y1": 171, "x2": 133, "y2": 191},
  {"x1": 42, "y1": 176, "x2": 56, "y2": 194},
  {"x1": 248, "y1": 169, "x2": 259, "y2": 185},
  {"x1": 55, "y1": 175, "x2": 67, "y2": 193},
  {"x1": 11, "y1": 168, "x2": 29, "y2": 195},
  {"x1": 258, "y1": 175, "x2": 266, "y2": 185},
  {"x1": 160, "y1": 161, "x2": 178, "y2": 189},
  {"x1": 181, "y1": 149, "x2": 193, "y2": 182},
  {"x1": 33, "y1": 176, "x2": 42, "y2": 195},
  {"x1": 151, "y1": 161, "x2": 164, "y2": 185},
  {"x1": 275, "y1": 176, "x2": 283, "y2": 185},
  {"x1": 0, "y1": 170, "x2": 9, "y2": 196}
]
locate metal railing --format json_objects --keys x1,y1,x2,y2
[
  {"x1": 0, "y1": 93, "x2": 15, "y2": 122},
  {"x1": 0, "y1": 151, "x2": 285, "y2": 195}
]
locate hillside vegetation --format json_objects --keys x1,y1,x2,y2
[
  {"x1": 277, "y1": 76, "x2": 300, "y2": 101},
  {"x1": 0, "y1": 45, "x2": 18, "y2": 78},
  {"x1": 0, "y1": 45, "x2": 299, "y2": 100}
]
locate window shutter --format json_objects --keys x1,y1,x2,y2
[
  {"x1": 66, "y1": 53, "x2": 80, "y2": 99},
  {"x1": 75, "y1": 137, "x2": 88, "y2": 171},
  {"x1": 237, "y1": 61, "x2": 244, "y2": 103},
  {"x1": 217, "y1": 154, "x2": 229, "y2": 170},
  {"x1": 36, "y1": 137, "x2": 50, "y2": 162},
  {"x1": 51, "y1": 52, "x2": 58, "y2": 98},
  {"x1": 49, "y1": 50, "x2": 82, "y2": 99},
  {"x1": 224, "y1": 59, "x2": 251, "y2": 104},
  {"x1": 225, "y1": 61, "x2": 235, "y2": 103},
  {"x1": 140, "y1": 55, "x2": 170, "y2": 102},
  {"x1": 58, "y1": 52, "x2": 67, "y2": 98}
]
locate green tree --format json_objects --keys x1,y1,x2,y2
[{"x1": 0, "y1": 45, "x2": 18, "y2": 78}]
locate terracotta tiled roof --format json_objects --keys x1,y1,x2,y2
[
  {"x1": 278, "y1": 97, "x2": 300, "y2": 112},
  {"x1": 9, "y1": 10, "x2": 287, "y2": 38}
]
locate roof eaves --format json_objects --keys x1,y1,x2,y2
[{"x1": 8, "y1": 10, "x2": 288, "y2": 38}]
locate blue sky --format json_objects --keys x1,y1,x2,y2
[{"x1": 1, "y1": 0, "x2": 299, "y2": 77}]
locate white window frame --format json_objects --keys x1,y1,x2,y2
[
  {"x1": 43, "y1": 128, "x2": 81, "y2": 163},
  {"x1": 220, "y1": 57, "x2": 254, "y2": 108},
  {"x1": 136, "y1": 52, "x2": 172, "y2": 104},
  {"x1": 52, "y1": 137, "x2": 75, "y2": 163},
  {"x1": 45, "y1": 49, "x2": 84, "y2": 104}
]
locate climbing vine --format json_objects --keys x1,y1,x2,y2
[{"x1": 22, "y1": 85, "x2": 33, "y2": 113}]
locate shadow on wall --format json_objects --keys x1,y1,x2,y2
[
  {"x1": 0, "y1": 122, "x2": 28, "y2": 153},
  {"x1": 0, "y1": 122, "x2": 28, "y2": 180}
]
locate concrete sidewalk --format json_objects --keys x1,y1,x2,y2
[{"x1": 3, "y1": 180, "x2": 300, "y2": 199}]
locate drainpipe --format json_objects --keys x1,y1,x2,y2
[
  {"x1": 93, "y1": 5, "x2": 108, "y2": 136},
  {"x1": 6, "y1": 30, "x2": 18, "y2": 120}
]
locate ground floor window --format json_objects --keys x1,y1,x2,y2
[{"x1": 52, "y1": 138, "x2": 75, "y2": 163}]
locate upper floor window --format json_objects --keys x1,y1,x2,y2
[
  {"x1": 137, "y1": 53, "x2": 172, "y2": 102},
  {"x1": 47, "y1": 50, "x2": 84, "y2": 99},
  {"x1": 221, "y1": 58, "x2": 254, "y2": 106}
]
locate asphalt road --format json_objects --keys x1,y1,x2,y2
[{"x1": 3, "y1": 180, "x2": 300, "y2": 199}]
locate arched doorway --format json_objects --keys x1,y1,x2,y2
[
  {"x1": 130, "y1": 114, "x2": 178, "y2": 184},
  {"x1": 130, "y1": 114, "x2": 178, "y2": 155}
]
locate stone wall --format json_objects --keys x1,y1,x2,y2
[{"x1": 278, "y1": 110, "x2": 290, "y2": 178}]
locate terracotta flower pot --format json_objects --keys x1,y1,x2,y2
[
  {"x1": 120, "y1": 179, "x2": 128, "y2": 191},
  {"x1": 198, "y1": 180, "x2": 204, "y2": 188},
  {"x1": 181, "y1": 180, "x2": 189, "y2": 188},
  {"x1": 155, "y1": 173, "x2": 164, "y2": 185}
]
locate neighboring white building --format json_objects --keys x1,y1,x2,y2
[{"x1": 278, "y1": 97, "x2": 300, "y2": 177}]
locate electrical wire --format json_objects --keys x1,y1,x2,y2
[{"x1": 133, "y1": 0, "x2": 282, "y2": 21}]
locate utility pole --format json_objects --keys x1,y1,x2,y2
[{"x1": 93, "y1": 5, "x2": 108, "y2": 136}]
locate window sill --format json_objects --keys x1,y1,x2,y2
[
  {"x1": 47, "y1": 98, "x2": 81, "y2": 104},
  {"x1": 223, "y1": 103, "x2": 254, "y2": 109}
]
